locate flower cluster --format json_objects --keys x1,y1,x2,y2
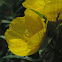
[{"x1": 5, "y1": 0, "x2": 62, "y2": 56}]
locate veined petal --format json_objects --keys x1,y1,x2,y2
[
  {"x1": 22, "y1": 0, "x2": 62, "y2": 21},
  {"x1": 25, "y1": 9, "x2": 46, "y2": 34},
  {"x1": 5, "y1": 12, "x2": 47, "y2": 56},
  {"x1": 5, "y1": 28, "x2": 46, "y2": 56},
  {"x1": 22, "y1": 0, "x2": 45, "y2": 12},
  {"x1": 5, "y1": 29, "x2": 31, "y2": 56},
  {"x1": 9, "y1": 17, "x2": 27, "y2": 36}
]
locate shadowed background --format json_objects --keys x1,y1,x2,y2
[{"x1": 0, "y1": 0, "x2": 62, "y2": 62}]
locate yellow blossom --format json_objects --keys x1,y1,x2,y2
[
  {"x1": 5, "y1": 9, "x2": 47, "y2": 56},
  {"x1": 22, "y1": 0, "x2": 62, "y2": 21}
]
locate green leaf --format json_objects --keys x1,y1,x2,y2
[
  {"x1": 5, "y1": 24, "x2": 10, "y2": 27},
  {"x1": 0, "y1": 35, "x2": 5, "y2": 40},
  {"x1": 38, "y1": 49, "x2": 44, "y2": 57},
  {"x1": 56, "y1": 23, "x2": 62, "y2": 29},
  {"x1": 56, "y1": 12, "x2": 60, "y2": 24},
  {"x1": 40, "y1": 37, "x2": 52, "y2": 50},
  {"x1": 0, "y1": 0, "x2": 6, "y2": 7},
  {"x1": 3, "y1": 55, "x2": 24, "y2": 58},
  {"x1": 5, "y1": 16, "x2": 14, "y2": 20},
  {"x1": 30, "y1": 9, "x2": 47, "y2": 21},
  {"x1": 39, "y1": 37, "x2": 52, "y2": 57},
  {"x1": 48, "y1": 37, "x2": 52, "y2": 44},
  {"x1": 59, "y1": 23, "x2": 62, "y2": 26},
  {"x1": 1, "y1": 20, "x2": 11, "y2": 23},
  {"x1": 3, "y1": 55, "x2": 41, "y2": 61},
  {"x1": 56, "y1": 12, "x2": 60, "y2": 21}
]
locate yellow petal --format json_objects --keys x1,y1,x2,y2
[
  {"x1": 9, "y1": 17, "x2": 27, "y2": 36},
  {"x1": 5, "y1": 28, "x2": 46, "y2": 56},
  {"x1": 5, "y1": 15, "x2": 46, "y2": 56},
  {"x1": 22, "y1": 0, "x2": 45, "y2": 12},
  {"x1": 25, "y1": 9, "x2": 46, "y2": 34},
  {"x1": 22, "y1": 0, "x2": 62, "y2": 21},
  {"x1": 5, "y1": 29, "x2": 31, "y2": 56}
]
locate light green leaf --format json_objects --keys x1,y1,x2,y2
[
  {"x1": 3, "y1": 55, "x2": 41, "y2": 61},
  {"x1": 56, "y1": 23, "x2": 62, "y2": 29},
  {"x1": 48, "y1": 37, "x2": 52, "y2": 44},
  {"x1": 39, "y1": 37, "x2": 52, "y2": 57},
  {"x1": 1, "y1": 20, "x2": 10, "y2": 23},
  {"x1": 3, "y1": 55, "x2": 24, "y2": 58},
  {"x1": 0, "y1": 35, "x2": 5, "y2": 40}
]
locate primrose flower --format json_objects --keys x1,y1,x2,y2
[
  {"x1": 22, "y1": 0, "x2": 62, "y2": 21},
  {"x1": 5, "y1": 9, "x2": 47, "y2": 56}
]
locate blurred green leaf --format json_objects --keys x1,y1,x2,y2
[
  {"x1": 3, "y1": 55, "x2": 41, "y2": 61},
  {"x1": 38, "y1": 37, "x2": 52, "y2": 58},
  {"x1": 38, "y1": 49, "x2": 44, "y2": 58},
  {"x1": 5, "y1": 16, "x2": 14, "y2": 20},
  {"x1": 59, "y1": 23, "x2": 62, "y2": 26},
  {"x1": 0, "y1": 0, "x2": 6, "y2": 7},
  {"x1": 5, "y1": 24, "x2": 10, "y2": 27},
  {"x1": 40, "y1": 37, "x2": 52, "y2": 50},
  {"x1": 15, "y1": 6, "x2": 23, "y2": 16},
  {"x1": 3, "y1": 55, "x2": 24, "y2": 59},
  {"x1": 48, "y1": 37, "x2": 52, "y2": 44},
  {"x1": 1, "y1": 20, "x2": 11, "y2": 23},
  {"x1": 0, "y1": 35, "x2": 5, "y2": 40},
  {"x1": 19, "y1": 0, "x2": 23, "y2": 1},
  {"x1": 56, "y1": 23, "x2": 62, "y2": 29}
]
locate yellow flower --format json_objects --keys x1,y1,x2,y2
[
  {"x1": 22, "y1": 0, "x2": 62, "y2": 21},
  {"x1": 5, "y1": 9, "x2": 47, "y2": 56}
]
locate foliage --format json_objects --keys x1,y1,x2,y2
[{"x1": 0, "y1": 0, "x2": 62, "y2": 62}]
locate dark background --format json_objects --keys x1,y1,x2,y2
[{"x1": 0, "y1": 0, "x2": 62, "y2": 62}]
